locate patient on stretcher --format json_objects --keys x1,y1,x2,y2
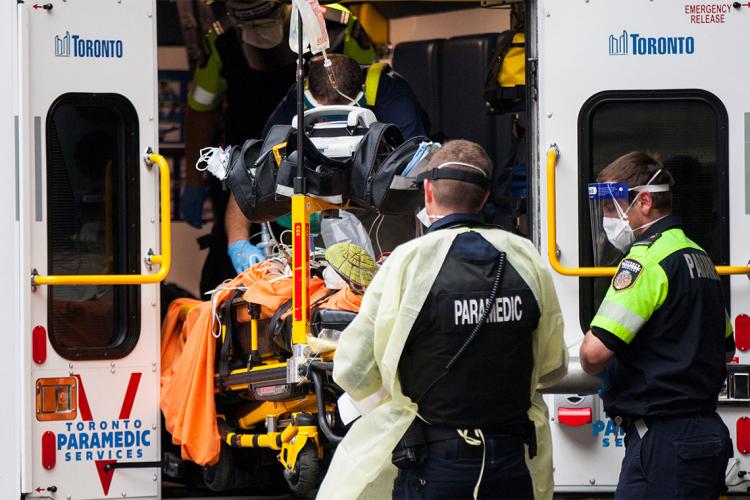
[{"x1": 159, "y1": 242, "x2": 377, "y2": 465}]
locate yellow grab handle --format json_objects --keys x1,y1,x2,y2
[
  {"x1": 32, "y1": 152, "x2": 172, "y2": 286},
  {"x1": 546, "y1": 146, "x2": 750, "y2": 277},
  {"x1": 546, "y1": 146, "x2": 616, "y2": 277}
]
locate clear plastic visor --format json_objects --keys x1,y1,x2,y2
[{"x1": 588, "y1": 182, "x2": 629, "y2": 266}]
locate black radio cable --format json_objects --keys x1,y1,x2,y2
[{"x1": 445, "y1": 251, "x2": 507, "y2": 370}]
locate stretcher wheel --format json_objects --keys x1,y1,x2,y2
[
  {"x1": 202, "y1": 442, "x2": 249, "y2": 491},
  {"x1": 283, "y1": 442, "x2": 320, "y2": 498}
]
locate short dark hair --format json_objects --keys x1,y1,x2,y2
[
  {"x1": 598, "y1": 151, "x2": 674, "y2": 211},
  {"x1": 308, "y1": 54, "x2": 363, "y2": 105},
  {"x1": 425, "y1": 140, "x2": 492, "y2": 213}
]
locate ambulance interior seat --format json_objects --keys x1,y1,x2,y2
[
  {"x1": 392, "y1": 39, "x2": 444, "y2": 138},
  {"x1": 392, "y1": 33, "x2": 515, "y2": 189}
]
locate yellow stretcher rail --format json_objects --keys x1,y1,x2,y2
[
  {"x1": 290, "y1": 195, "x2": 343, "y2": 344},
  {"x1": 546, "y1": 145, "x2": 750, "y2": 277},
  {"x1": 32, "y1": 152, "x2": 172, "y2": 286}
]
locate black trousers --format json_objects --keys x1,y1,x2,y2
[
  {"x1": 392, "y1": 435, "x2": 533, "y2": 500},
  {"x1": 615, "y1": 412, "x2": 733, "y2": 499}
]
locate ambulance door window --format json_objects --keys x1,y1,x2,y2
[
  {"x1": 578, "y1": 90, "x2": 729, "y2": 330},
  {"x1": 46, "y1": 93, "x2": 140, "y2": 359}
]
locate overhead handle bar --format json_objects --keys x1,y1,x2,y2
[
  {"x1": 31, "y1": 151, "x2": 171, "y2": 287},
  {"x1": 546, "y1": 145, "x2": 750, "y2": 277}
]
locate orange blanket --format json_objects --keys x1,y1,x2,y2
[
  {"x1": 160, "y1": 263, "x2": 355, "y2": 466},
  {"x1": 319, "y1": 286, "x2": 362, "y2": 312},
  {"x1": 160, "y1": 298, "x2": 219, "y2": 465}
]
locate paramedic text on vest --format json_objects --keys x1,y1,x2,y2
[
  {"x1": 325, "y1": 140, "x2": 567, "y2": 500},
  {"x1": 224, "y1": 53, "x2": 430, "y2": 273},
  {"x1": 580, "y1": 152, "x2": 735, "y2": 500}
]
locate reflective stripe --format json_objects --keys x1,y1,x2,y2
[
  {"x1": 191, "y1": 85, "x2": 219, "y2": 107},
  {"x1": 596, "y1": 299, "x2": 647, "y2": 337},
  {"x1": 365, "y1": 63, "x2": 385, "y2": 106},
  {"x1": 726, "y1": 310, "x2": 734, "y2": 338}
]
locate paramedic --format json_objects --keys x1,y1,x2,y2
[
  {"x1": 580, "y1": 151, "x2": 734, "y2": 499},
  {"x1": 181, "y1": 1, "x2": 376, "y2": 292},
  {"x1": 262, "y1": 53, "x2": 429, "y2": 140},
  {"x1": 318, "y1": 140, "x2": 567, "y2": 500},
  {"x1": 225, "y1": 53, "x2": 429, "y2": 273}
]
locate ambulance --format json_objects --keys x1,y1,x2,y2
[{"x1": 3, "y1": 0, "x2": 749, "y2": 498}]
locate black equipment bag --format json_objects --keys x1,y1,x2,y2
[
  {"x1": 370, "y1": 135, "x2": 427, "y2": 215},
  {"x1": 225, "y1": 126, "x2": 291, "y2": 223},
  {"x1": 349, "y1": 122, "x2": 405, "y2": 209},
  {"x1": 275, "y1": 128, "x2": 352, "y2": 200}
]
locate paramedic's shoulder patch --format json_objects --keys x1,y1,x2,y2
[{"x1": 612, "y1": 258, "x2": 643, "y2": 291}]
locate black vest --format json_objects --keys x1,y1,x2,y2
[{"x1": 398, "y1": 232, "x2": 540, "y2": 430}]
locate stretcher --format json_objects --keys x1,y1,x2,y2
[
  {"x1": 161, "y1": 250, "x2": 360, "y2": 497},
  {"x1": 209, "y1": 287, "x2": 355, "y2": 496},
  {"x1": 161, "y1": 106, "x2": 423, "y2": 496}
]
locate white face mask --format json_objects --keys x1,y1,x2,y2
[
  {"x1": 603, "y1": 217, "x2": 634, "y2": 253},
  {"x1": 416, "y1": 207, "x2": 444, "y2": 228},
  {"x1": 197, "y1": 146, "x2": 232, "y2": 181},
  {"x1": 604, "y1": 215, "x2": 670, "y2": 253},
  {"x1": 323, "y1": 265, "x2": 347, "y2": 290},
  {"x1": 602, "y1": 169, "x2": 670, "y2": 252}
]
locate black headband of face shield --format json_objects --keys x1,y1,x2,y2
[{"x1": 416, "y1": 167, "x2": 490, "y2": 190}]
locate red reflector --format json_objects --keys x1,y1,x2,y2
[
  {"x1": 41, "y1": 431, "x2": 56, "y2": 469},
  {"x1": 558, "y1": 407, "x2": 592, "y2": 426},
  {"x1": 735, "y1": 314, "x2": 750, "y2": 352},
  {"x1": 737, "y1": 417, "x2": 750, "y2": 454},
  {"x1": 32, "y1": 326, "x2": 47, "y2": 364}
]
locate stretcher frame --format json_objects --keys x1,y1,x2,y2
[{"x1": 202, "y1": 12, "x2": 348, "y2": 487}]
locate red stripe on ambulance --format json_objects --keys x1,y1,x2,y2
[
  {"x1": 73, "y1": 374, "x2": 93, "y2": 421},
  {"x1": 119, "y1": 372, "x2": 142, "y2": 420},
  {"x1": 71, "y1": 372, "x2": 144, "y2": 494}
]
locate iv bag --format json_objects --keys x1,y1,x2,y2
[{"x1": 289, "y1": 0, "x2": 330, "y2": 55}]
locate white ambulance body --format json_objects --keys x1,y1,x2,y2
[
  {"x1": 530, "y1": 0, "x2": 750, "y2": 492},
  {"x1": 7, "y1": 0, "x2": 163, "y2": 498},
  {"x1": 4, "y1": 0, "x2": 750, "y2": 498}
]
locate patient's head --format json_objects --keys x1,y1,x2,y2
[{"x1": 308, "y1": 54, "x2": 363, "y2": 105}]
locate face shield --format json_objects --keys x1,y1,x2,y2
[
  {"x1": 588, "y1": 172, "x2": 671, "y2": 264},
  {"x1": 588, "y1": 182, "x2": 630, "y2": 265}
]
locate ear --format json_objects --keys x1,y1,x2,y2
[
  {"x1": 638, "y1": 191, "x2": 654, "y2": 215},
  {"x1": 424, "y1": 179, "x2": 433, "y2": 204}
]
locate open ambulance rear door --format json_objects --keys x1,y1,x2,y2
[
  {"x1": 14, "y1": 1, "x2": 164, "y2": 498},
  {"x1": 532, "y1": 0, "x2": 750, "y2": 492}
]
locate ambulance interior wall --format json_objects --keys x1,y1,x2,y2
[
  {"x1": 157, "y1": 46, "x2": 207, "y2": 299},
  {"x1": 1, "y1": 2, "x2": 22, "y2": 496},
  {"x1": 389, "y1": 6, "x2": 510, "y2": 44}
]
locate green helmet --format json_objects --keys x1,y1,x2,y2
[{"x1": 324, "y1": 242, "x2": 377, "y2": 293}]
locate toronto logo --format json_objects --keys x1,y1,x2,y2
[
  {"x1": 54, "y1": 31, "x2": 124, "y2": 59},
  {"x1": 609, "y1": 30, "x2": 695, "y2": 56}
]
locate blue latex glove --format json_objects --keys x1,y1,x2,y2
[
  {"x1": 228, "y1": 240, "x2": 265, "y2": 274},
  {"x1": 180, "y1": 185, "x2": 208, "y2": 228}
]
